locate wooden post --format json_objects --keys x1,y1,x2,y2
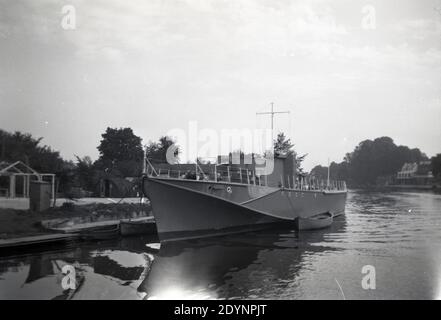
[
  {"x1": 26, "y1": 175, "x2": 30, "y2": 197},
  {"x1": 247, "y1": 169, "x2": 250, "y2": 184},
  {"x1": 53, "y1": 177, "x2": 59, "y2": 207},
  {"x1": 214, "y1": 165, "x2": 217, "y2": 182},
  {"x1": 239, "y1": 169, "x2": 243, "y2": 183},
  {"x1": 21, "y1": 175, "x2": 26, "y2": 198},
  {"x1": 51, "y1": 175, "x2": 55, "y2": 200},
  {"x1": 227, "y1": 166, "x2": 231, "y2": 182},
  {"x1": 288, "y1": 175, "x2": 291, "y2": 189},
  {"x1": 9, "y1": 175, "x2": 16, "y2": 198}
]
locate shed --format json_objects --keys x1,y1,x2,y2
[{"x1": 0, "y1": 161, "x2": 55, "y2": 199}]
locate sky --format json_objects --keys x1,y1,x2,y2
[{"x1": 1, "y1": 0, "x2": 440, "y2": 170}]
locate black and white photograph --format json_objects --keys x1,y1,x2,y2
[{"x1": 0, "y1": 0, "x2": 441, "y2": 305}]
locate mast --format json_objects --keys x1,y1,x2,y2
[
  {"x1": 327, "y1": 158, "x2": 330, "y2": 188},
  {"x1": 142, "y1": 146, "x2": 147, "y2": 174},
  {"x1": 256, "y1": 102, "x2": 290, "y2": 139}
]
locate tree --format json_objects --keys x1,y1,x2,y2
[
  {"x1": 431, "y1": 154, "x2": 441, "y2": 179},
  {"x1": 74, "y1": 156, "x2": 97, "y2": 191},
  {"x1": 310, "y1": 161, "x2": 349, "y2": 181},
  {"x1": 274, "y1": 132, "x2": 294, "y2": 156},
  {"x1": 319, "y1": 136, "x2": 428, "y2": 187},
  {"x1": 310, "y1": 165, "x2": 328, "y2": 179},
  {"x1": 273, "y1": 132, "x2": 306, "y2": 174},
  {"x1": 0, "y1": 129, "x2": 67, "y2": 173},
  {"x1": 96, "y1": 127, "x2": 144, "y2": 177},
  {"x1": 346, "y1": 137, "x2": 428, "y2": 185},
  {"x1": 0, "y1": 129, "x2": 76, "y2": 193},
  {"x1": 145, "y1": 136, "x2": 180, "y2": 164}
]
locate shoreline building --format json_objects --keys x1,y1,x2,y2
[{"x1": 394, "y1": 161, "x2": 434, "y2": 186}]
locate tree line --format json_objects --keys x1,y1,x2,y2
[
  {"x1": 0, "y1": 128, "x2": 303, "y2": 195},
  {"x1": 0, "y1": 127, "x2": 175, "y2": 195},
  {"x1": 310, "y1": 136, "x2": 441, "y2": 187}
]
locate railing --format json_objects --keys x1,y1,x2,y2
[{"x1": 145, "y1": 162, "x2": 347, "y2": 192}]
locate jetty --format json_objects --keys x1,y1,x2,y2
[
  {"x1": 42, "y1": 216, "x2": 155, "y2": 233},
  {"x1": 0, "y1": 233, "x2": 79, "y2": 250},
  {"x1": 0, "y1": 216, "x2": 157, "y2": 254}
]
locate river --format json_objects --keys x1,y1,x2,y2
[{"x1": 1, "y1": 190, "x2": 440, "y2": 299}]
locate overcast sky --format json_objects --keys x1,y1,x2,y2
[{"x1": 1, "y1": 0, "x2": 440, "y2": 170}]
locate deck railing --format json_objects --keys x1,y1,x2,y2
[{"x1": 146, "y1": 164, "x2": 347, "y2": 192}]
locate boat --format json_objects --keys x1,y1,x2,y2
[
  {"x1": 296, "y1": 212, "x2": 333, "y2": 231},
  {"x1": 79, "y1": 225, "x2": 120, "y2": 241},
  {"x1": 142, "y1": 155, "x2": 347, "y2": 242},
  {"x1": 120, "y1": 217, "x2": 156, "y2": 236}
]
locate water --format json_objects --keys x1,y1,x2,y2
[{"x1": 1, "y1": 190, "x2": 440, "y2": 300}]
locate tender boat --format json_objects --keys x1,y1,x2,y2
[
  {"x1": 120, "y1": 217, "x2": 156, "y2": 236},
  {"x1": 296, "y1": 212, "x2": 333, "y2": 231},
  {"x1": 79, "y1": 225, "x2": 120, "y2": 241}
]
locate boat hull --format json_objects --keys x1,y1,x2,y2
[
  {"x1": 79, "y1": 225, "x2": 120, "y2": 241},
  {"x1": 143, "y1": 177, "x2": 289, "y2": 241},
  {"x1": 143, "y1": 176, "x2": 347, "y2": 242}
]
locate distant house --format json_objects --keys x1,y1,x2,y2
[{"x1": 395, "y1": 161, "x2": 434, "y2": 185}]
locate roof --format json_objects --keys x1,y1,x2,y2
[{"x1": 0, "y1": 161, "x2": 40, "y2": 175}]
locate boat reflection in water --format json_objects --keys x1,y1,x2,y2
[{"x1": 140, "y1": 217, "x2": 347, "y2": 299}]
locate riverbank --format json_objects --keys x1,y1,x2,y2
[
  {"x1": 385, "y1": 184, "x2": 440, "y2": 190},
  {"x1": 0, "y1": 200, "x2": 152, "y2": 240}
]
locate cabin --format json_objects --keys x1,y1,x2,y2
[{"x1": 148, "y1": 152, "x2": 297, "y2": 188}]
